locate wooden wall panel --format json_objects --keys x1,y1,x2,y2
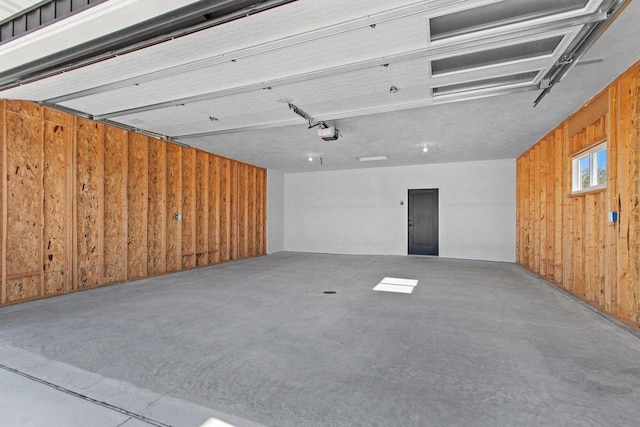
[
  {"x1": 540, "y1": 141, "x2": 548, "y2": 277},
  {"x1": 181, "y1": 147, "x2": 196, "y2": 269},
  {"x1": 6, "y1": 276, "x2": 41, "y2": 302},
  {"x1": 147, "y1": 138, "x2": 167, "y2": 276},
  {"x1": 533, "y1": 144, "x2": 541, "y2": 274},
  {"x1": 631, "y1": 83, "x2": 640, "y2": 324},
  {"x1": 584, "y1": 193, "x2": 596, "y2": 302},
  {"x1": 43, "y1": 108, "x2": 72, "y2": 295},
  {"x1": 231, "y1": 161, "x2": 239, "y2": 260},
  {"x1": 553, "y1": 127, "x2": 564, "y2": 284},
  {"x1": 517, "y1": 61, "x2": 640, "y2": 326},
  {"x1": 103, "y1": 127, "x2": 128, "y2": 284},
  {"x1": 196, "y1": 150, "x2": 209, "y2": 266},
  {"x1": 238, "y1": 163, "x2": 248, "y2": 259},
  {"x1": 517, "y1": 156, "x2": 523, "y2": 264},
  {"x1": 567, "y1": 90, "x2": 609, "y2": 137},
  {"x1": 515, "y1": 158, "x2": 521, "y2": 264},
  {"x1": 573, "y1": 189, "x2": 585, "y2": 298},
  {"x1": 0, "y1": 101, "x2": 267, "y2": 307},
  {"x1": 75, "y1": 118, "x2": 103, "y2": 290},
  {"x1": 219, "y1": 157, "x2": 231, "y2": 262},
  {"x1": 127, "y1": 134, "x2": 148, "y2": 279},
  {"x1": 249, "y1": 166, "x2": 257, "y2": 257},
  {"x1": 605, "y1": 86, "x2": 618, "y2": 314},
  {"x1": 257, "y1": 169, "x2": 265, "y2": 255},
  {"x1": 527, "y1": 149, "x2": 534, "y2": 267},
  {"x1": 517, "y1": 156, "x2": 525, "y2": 265},
  {"x1": 5, "y1": 101, "x2": 43, "y2": 301},
  {"x1": 0, "y1": 101, "x2": 5, "y2": 305},
  {"x1": 165, "y1": 143, "x2": 182, "y2": 272},
  {"x1": 209, "y1": 155, "x2": 220, "y2": 264},
  {"x1": 596, "y1": 191, "x2": 606, "y2": 309},
  {"x1": 616, "y1": 70, "x2": 640, "y2": 321}
]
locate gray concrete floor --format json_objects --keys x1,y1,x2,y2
[{"x1": 1, "y1": 252, "x2": 640, "y2": 427}]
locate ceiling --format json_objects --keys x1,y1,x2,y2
[
  {"x1": 1, "y1": 0, "x2": 639, "y2": 172},
  {"x1": 0, "y1": 0, "x2": 40, "y2": 22}
]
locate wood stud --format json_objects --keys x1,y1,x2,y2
[
  {"x1": 147, "y1": 138, "x2": 167, "y2": 276},
  {"x1": 181, "y1": 147, "x2": 196, "y2": 269},
  {"x1": 127, "y1": 133, "x2": 149, "y2": 279},
  {"x1": 0, "y1": 101, "x2": 6, "y2": 305},
  {"x1": 75, "y1": 117, "x2": 103, "y2": 290},
  {"x1": 0, "y1": 101, "x2": 267, "y2": 306},
  {"x1": 103, "y1": 126, "x2": 128, "y2": 284},
  {"x1": 196, "y1": 150, "x2": 209, "y2": 267}
]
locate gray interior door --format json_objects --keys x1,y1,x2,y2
[{"x1": 408, "y1": 189, "x2": 439, "y2": 255}]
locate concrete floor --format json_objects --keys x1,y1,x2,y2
[{"x1": 1, "y1": 252, "x2": 639, "y2": 427}]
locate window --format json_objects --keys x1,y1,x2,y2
[{"x1": 572, "y1": 141, "x2": 607, "y2": 193}]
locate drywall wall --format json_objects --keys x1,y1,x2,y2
[
  {"x1": 267, "y1": 169, "x2": 285, "y2": 253},
  {"x1": 0, "y1": 100, "x2": 267, "y2": 306},
  {"x1": 284, "y1": 159, "x2": 516, "y2": 262},
  {"x1": 517, "y1": 60, "x2": 640, "y2": 325}
]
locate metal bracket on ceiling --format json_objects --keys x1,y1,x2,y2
[
  {"x1": 533, "y1": 0, "x2": 631, "y2": 107},
  {"x1": 288, "y1": 102, "x2": 316, "y2": 129},
  {"x1": 556, "y1": 54, "x2": 575, "y2": 66},
  {"x1": 287, "y1": 102, "x2": 340, "y2": 139}
]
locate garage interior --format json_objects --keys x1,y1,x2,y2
[{"x1": 0, "y1": 0, "x2": 639, "y2": 426}]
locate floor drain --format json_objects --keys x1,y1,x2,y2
[{"x1": 323, "y1": 291, "x2": 337, "y2": 294}]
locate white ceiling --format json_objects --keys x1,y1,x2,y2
[
  {"x1": 1, "y1": 0, "x2": 639, "y2": 172},
  {"x1": 0, "y1": 0, "x2": 39, "y2": 22}
]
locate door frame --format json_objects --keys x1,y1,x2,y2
[{"x1": 407, "y1": 188, "x2": 439, "y2": 256}]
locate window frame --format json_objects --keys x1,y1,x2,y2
[{"x1": 571, "y1": 140, "x2": 607, "y2": 194}]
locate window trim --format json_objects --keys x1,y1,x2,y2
[{"x1": 571, "y1": 140, "x2": 607, "y2": 195}]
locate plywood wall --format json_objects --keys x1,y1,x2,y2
[
  {"x1": 0, "y1": 100, "x2": 267, "y2": 306},
  {"x1": 517, "y1": 61, "x2": 640, "y2": 325}
]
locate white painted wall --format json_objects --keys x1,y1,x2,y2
[
  {"x1": 267, "y1": 169, "x2": 285, "y2": 253},
  {"x1": 284, "y1": 159, "x2": 516, "y2": 262}
]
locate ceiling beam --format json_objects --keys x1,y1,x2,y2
[{"x1": 171, "y1": 84, "x2": 539, "y2": 139}]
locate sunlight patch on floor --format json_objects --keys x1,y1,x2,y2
[{"x1": 373, "y1": 277, "x2": 418, "y2": 294}]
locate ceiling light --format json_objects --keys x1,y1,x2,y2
[
  {"x1": 357, "y1": 156, "x2": 388, "y2": 162},
  {"x1": 389, "y1": 86, "x2": 399, "y2": 93},
  {"x1": 423, "y1": 145, "x2": 428, "y2": 153},
  {"x1": 308, "y1": 156, "x2": 313, "y2": 162}
]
